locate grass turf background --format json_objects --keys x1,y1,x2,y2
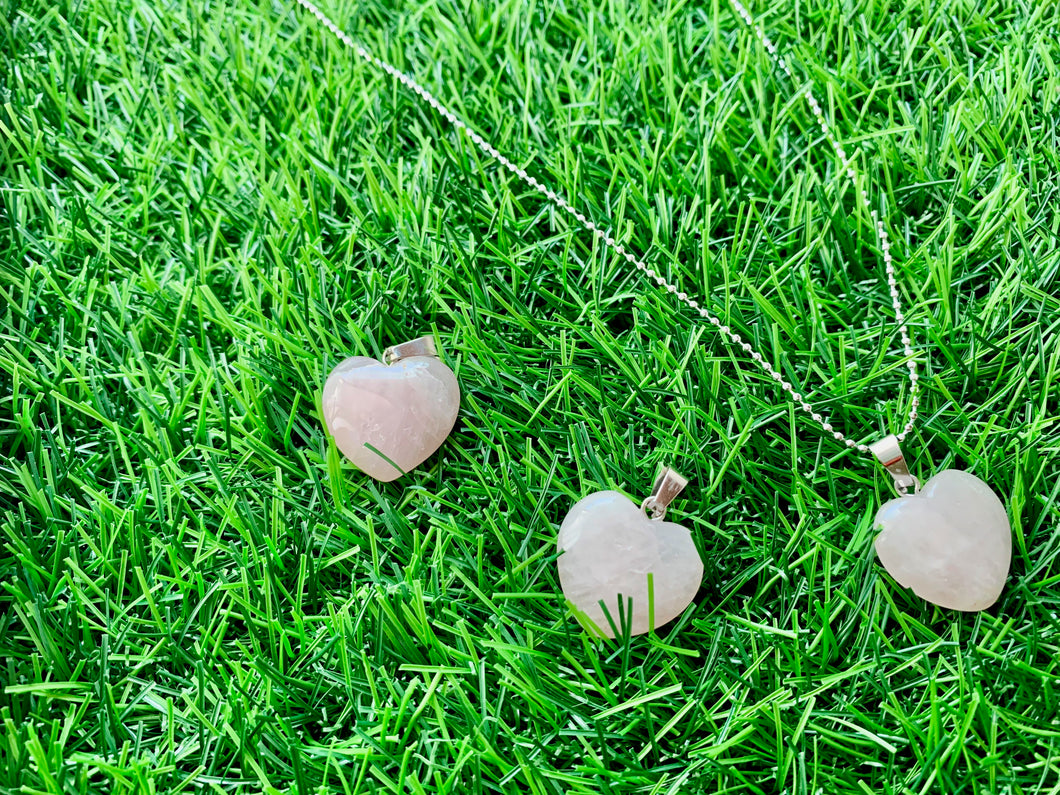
[{"x1": 2, "y1": 0, "x2": 1060, "y2": 791}]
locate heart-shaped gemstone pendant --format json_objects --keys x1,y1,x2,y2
[
  {"x1": 321, "y1": 336, "x2": 459, "y2": 482},
  {"x1": 871, "y1": 437, "x2": 1011, "y2": 611},
  {"x1": 557, "y1": 469, "x2": 703, "y2": 638}
]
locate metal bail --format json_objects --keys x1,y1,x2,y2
[
  {"x1": 869, "y1": 434, "x2": 919, "y2": 496},
  {"x1": 640, "y1": 466, "x2": 689, "y2": 521},
  {"x1": 383, "y1": 335, "x2": 439, "y2": 365}
]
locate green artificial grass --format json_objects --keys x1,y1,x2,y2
[{"x1": 2, "y1": 0, "x2": 1060, "y2": 791}]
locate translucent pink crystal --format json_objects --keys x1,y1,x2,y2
[
  {"x1": 322, "y1": 355, "x2": 459, "y2": 481},
  {"x1": 874, "y1": 469, "x2": 1011, "y2": 611},
  {"x1": 557, "y1": 491, "x2": 703, "y2": 637}
]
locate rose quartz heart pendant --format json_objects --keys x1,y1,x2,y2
[
  {"x1": 321, "y1": 336, "x2": 459, "y2": 482},
  {"x1": 557, "y1": 468, "x2": 703, "y2": 638},
  {"x1": 870, "y1": 435, "x2": 1011, "y2": 612}
]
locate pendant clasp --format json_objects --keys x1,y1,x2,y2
[
  {"x1": 641, "y1": 466, "x2": 688, "y2": 521},
  {"x1": 870, "y1": 435, "x2": 920, "y2": 496},
  {"x1": 384, "y1": 335, "x2": 439, "y2": 365}
]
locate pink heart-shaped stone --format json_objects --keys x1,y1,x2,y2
[
  {"x1": 557, "y1": 490, "x2": 703, "y2": 637},
  {"x1": 322, "y1": 355, "x2": 459, "y2": 481},
  {"x1": 874, "y1": 469, "x2": 1011, "y2": 611}
]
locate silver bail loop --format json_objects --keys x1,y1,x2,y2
[
  {"x1": 870, "y1": 434, "x2": 920, "y2": 496},
  {"x1": 383, "y1": 335, "x2": 439, "y2": 365},
  {"x1": 640, "y1": 466, "x2": 689, "y2": 521}
]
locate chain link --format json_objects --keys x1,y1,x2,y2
[
  {"x1": 294, "y1": 0, "x2": 920, "y2": 454},
  {"x1": 729, "y1": 0, "x2": 920, "y2": 446}
]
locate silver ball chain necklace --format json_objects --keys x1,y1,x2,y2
[{"x1": 295, "y1": 0, "x2": 1013, "y2": 612}]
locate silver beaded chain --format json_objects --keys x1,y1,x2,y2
[{"x1": 293, "y1": 0, "x2": 921, "y2": 455}]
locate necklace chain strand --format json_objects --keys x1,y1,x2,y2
[{"x1": 294, "y1": 0, "x2": 921, "y2": 455}]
